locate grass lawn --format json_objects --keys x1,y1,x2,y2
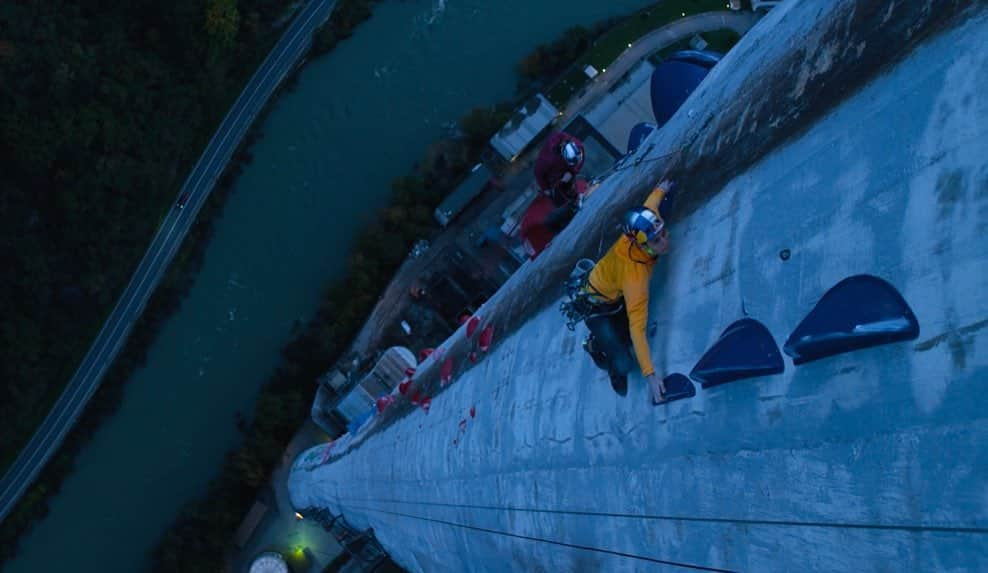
[
  {"x1": 547, "y1": 0, "x2": 738, "y2": 106},
  {"x1": 699, "y1": 28, "x2": 742, "y2": 53},
  {"x1": 648, "y1": 28, "x2": 741, "y2": 63}
]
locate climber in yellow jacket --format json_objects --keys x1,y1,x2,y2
[{"x1": 582, "y1": 181, "x2": 673, "y2": 403}]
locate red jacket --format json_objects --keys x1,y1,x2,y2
[{"x1": 534, "y1": 132, "x2": 584, "y2": 193}]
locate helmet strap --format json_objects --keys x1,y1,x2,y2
[{"x1": 640, "y1": 242, "x2": 659, "y2": 259}]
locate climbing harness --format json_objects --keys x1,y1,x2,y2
[{"x1": 559, "y1": 259, "x2": 624, "y2": 331}]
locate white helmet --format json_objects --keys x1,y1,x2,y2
[{"x1": 561, "y1": 141, "x2": 583, "y2": 166}]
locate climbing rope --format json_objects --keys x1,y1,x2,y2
[
  {"x1": 333, "y1": 495, "x2": 988, "y2": 536},
  {"x1": 587, "y1": 141, "x2": 683, "y2": 187},
  {"x1": 342, "y1": 502, "x2": 736, "y2": 572}
]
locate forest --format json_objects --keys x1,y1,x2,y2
[
  {"x1": 0, "y1": 0, "x2": 379, "y2": 564},
  {"x1": 0, "y1": 0, "x2": 292, "y2": 474}
]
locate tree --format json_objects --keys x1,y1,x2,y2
[
  {"x1": 204, "y1": 0, "x2": 240, "y2": 51},
  {"x1": 459, "y1": 106, "x2": 509, "y2": 150}
]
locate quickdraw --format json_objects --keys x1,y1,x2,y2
[{"x1": 559, "y1": 259, "x2": 624, "y2": 331}]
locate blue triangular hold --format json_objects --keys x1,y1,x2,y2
[
  {"x1": 627, "y1": 122, "x2": 656, "y2": 155},
  {"x1": 784, "y1": 274, "x2": 919, "y2": 365},
  {"x1": 661, "y1": 373, "x2": 696, "y2": 402},
  {"x1": 690, "y1": 318, "x2": 784, "y2": 388}
]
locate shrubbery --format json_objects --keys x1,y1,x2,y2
[{"x1": 311, "y1": 0, "x2": 381, "y2": 55}]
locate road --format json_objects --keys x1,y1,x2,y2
[{"x1": 0, "y1": 0, "x2": 337, "y2": 524}]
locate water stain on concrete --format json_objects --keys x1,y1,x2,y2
[
  {"x1": 714, "y1": 193, "x2": 743, "y2": 288},
  {"x1": 693, "y1": 254, "x2": 712, "y2": 278},
  {"x1": 561, "y1": 334, "x2": 576, "y2": 356},
  {"x1": 947, "y1": 334, "x2": 967, "y2": 370},
  {"x1": 914, "y1": 317, "x2": 988, "y2": 370},
  {"x1": 704, "y1": 266, "x2": 736, "y2": 287},
  {"x1": 977, "y1": 167, "x2": 988, "y2": 200},
  {"x1": 766, "y1": 405, "x2": 783, "y2": 425},
  {"x1": 936, "y1": 99, "x2": 955, "y2": 129},
  {"x1": 935, "y1": 168, "x2": 966, "y2": 222},
  {"x1": 932, "y1": 169, "x2": 967, "y2": 279}
]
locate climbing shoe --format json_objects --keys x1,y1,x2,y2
[
  {"x1": 582, "y1": 336, "x2": 609, "y2": 370},
  {"x1": 608, "y1": 371, "x2": 628, "y2": 396}
]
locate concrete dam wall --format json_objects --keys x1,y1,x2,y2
[{"x1": 289, "y1": 2, "x2": 988, "y2": 571}]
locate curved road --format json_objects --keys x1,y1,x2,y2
[
  {"x1": 0, "y1": 0, "x2": 336, "y2": 524},
  {"x1": 557, "y1": 11, "x2": 760, "y2": 127}
]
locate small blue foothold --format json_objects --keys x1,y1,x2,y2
[{"x1": 660, "y1": 373, "x2": 696, "y2": 403}]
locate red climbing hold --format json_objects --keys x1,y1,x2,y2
[
  {"x1": 468, "y1": 351, "x2": 478, "y2": 363},
  {"x1": 398, "y1": 379, "x2": 412, "y2": 395},
  {"x1": 410, "y1": 391, "x2": 421, "y2": 405},
  {"x1": 478, "y1": 325, "x2": 495, "y2": 352},
  {"x1": 404, "y1": 366, "x2": 416, "y2": 377},
  {"x1": 466, "y1": 316, "x2": 481, "y2": 338},
  {"x1": 458, "y1": 419, "x2": 467, "y2": 432},
  {"x1": 376, "y1": 395, "x2": 395, "y2": 413},
  {"x1": 420, "y1": 396, "x2": 432, "y2": 412},
  {"x1": 440, "y1": 357, "x2": 454, "y2": 386},
  {"x1": 418, "y1": 348, "x2": 434, "y2": 362},
  {"x1": 470, "y1": 405, "x2": 476, "y2": 418}
]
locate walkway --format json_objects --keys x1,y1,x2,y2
[
  {"x1": 232, "y1": 422, "x2": 342, "y2": 571},
  {"x1": 556, "y1": 10, "x2": 760, "y2": 127}
]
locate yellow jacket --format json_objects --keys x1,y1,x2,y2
[{"x1": 586, "y1": 187, "x2": 666, "y2": 376}]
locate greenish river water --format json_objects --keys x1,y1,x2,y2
[{"x1": 6, "y1": 1, "x2": 653, "y2": 570}]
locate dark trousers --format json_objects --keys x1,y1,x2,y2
[{"x1": 585, "y1": 309, "x2": 635, "y2": 376}]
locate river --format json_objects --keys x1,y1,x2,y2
[{"x1": 6, "y1": 0, "x2": 654, "y2": 570}]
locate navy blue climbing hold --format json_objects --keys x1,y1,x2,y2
[
  {"x1": 690, "y1": 318, "x2": 784, "y2": 388},
  {"x1": 784, "y1": 274, "x2": 919, "y2": 365},
  {"x1": 660, "y1": 373, "x2": 696, "y2": 402},
  {"x1": 649, "y1": 51, "x2": 721, "y2": 127},
  {"x1": 627, "y1": 122, "x2": 657, "y2": 154}
]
